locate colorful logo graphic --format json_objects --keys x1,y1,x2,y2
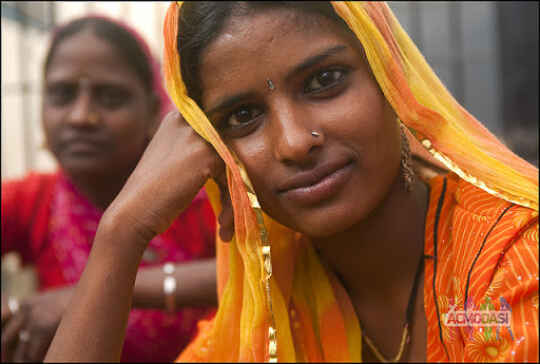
[{"x1": 443, "y1": 296, "x2": 514, "y2": 341}]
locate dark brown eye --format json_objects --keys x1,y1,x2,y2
[
  {"x1": 46, "y1": 83, "x2": 77, "y2": 106},
  {"x1": 227, "y1": 105, "x2": 263, "y2": 127},
  {"x1": 96, "y1": 86, "x2": 130, "y2": 110},
  {"x1": 304, "y1": 69, "x2": 346, "y2": 93}
]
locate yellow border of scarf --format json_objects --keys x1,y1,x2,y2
[{"x1": 163, "y1": 2, "x2": 538, "y2": 362}]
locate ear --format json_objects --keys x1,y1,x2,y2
[{"x1": 215, "y1": 168, "x2": 234, "y2": 242}]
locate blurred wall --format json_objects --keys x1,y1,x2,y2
[
  {"x1": 1, "y1": 1, "x2": 170, "y2": 180},
  {"x1": 1, "y1": 1, "x2": 538, "y2": 182}
]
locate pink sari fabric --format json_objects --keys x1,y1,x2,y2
[{"x1": 48, "y1": 172, "x2": 216, "y2": 362}]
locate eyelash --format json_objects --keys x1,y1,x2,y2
[
  {"x1": 304, "y1": 67, "x2": 349, "y2": 94},
  {"x1": 217, "y1": 67, "x2": 349, "y2": 135}
]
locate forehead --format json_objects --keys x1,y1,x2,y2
[
  {"x1": 46, "y1": 30, "x2": 141, "y2": 85},
  {"x1": 199, "y1": 9, "x2": 358, "y2": 107}
]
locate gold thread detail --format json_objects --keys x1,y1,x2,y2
[
  {"x1": 249, "y1": 189, "x2": 278, "y2": 362},
  {"x1": 421, "y1": 139, "x2": 537, "y2": 210},
  {"x1": 247, "y1": 191, "x2": 261, "y2": 209},
  {"x1": 421, "y1": 139, "x2": 432, "y2": 149}
]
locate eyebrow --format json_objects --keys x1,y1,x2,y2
[
  {"x1": 285, "y1": 44, "x2": 348, "y2": 80},
  {"x1": 206, "y1": 91, "x2": 256, "y2": 117},
  {"x1": 205, "y1": 44, "x2": 348, "y2": 117}
]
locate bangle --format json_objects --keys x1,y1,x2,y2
[{"x1": 163, "y1": 263, "x2": 177, "y2": 313}]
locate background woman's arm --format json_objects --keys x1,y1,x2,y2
[
  {"x1": 133, "y1": 259, "x2": 217, "y2": 309},
  {"x1": 44, "y1": 111, "x2": 224, "y2": 362},
  {"x1": 44, "y1": 213, "x2": 148, "y2": 362}
]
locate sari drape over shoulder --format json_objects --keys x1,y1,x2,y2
[{"x1": 162, "y1": 1, "x2": 538, "y2": 361}]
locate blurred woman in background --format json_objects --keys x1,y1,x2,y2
[{"x1": 1, "y1": 15, "x2": 217, "y2": 362}]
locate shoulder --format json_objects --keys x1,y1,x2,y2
[
  {"x1": 428, "y1": 172, "x2": 537, "y2": 227},
  {"x1": 2, "y1": 171, "x2": 60, "y2": 218},
  {"x1": 430, "y1": 172, "x2": 538, "y2": 296},
  {"x1": 3, "y1": 171, "x2": 60, "y2": 195},
  {"x1": 2, "y1": 171, "x2": 61, "y2": 257}
]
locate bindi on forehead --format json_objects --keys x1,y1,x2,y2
[{"x1": 199, "y1": 8, "x2": 364, "y2": 110}]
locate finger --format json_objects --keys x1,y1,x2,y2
[
  {"x1": 26, "y1": 333, "x2": 50, "y2": 362},
  {"x1": 2, "y1": 297, "x2": 19, "y2": 324},
  {"x1": 142, "y1": 110, "x2": 185, "y2": 154},
  {"x1": 1, "y1": 336, "x2": 16, "y2": 362},
  {"x1": 12, "y1": 329, "x2": 30, "y2": 363},
  {"x1": 218, "y1": 205, "x2": 234, "y2": 242},
  {"x1": 1, "y1": 312, "x2": 26, "y2": 357},
  {"x1": 1, "y1": 305, "x2": 13, "y2": 324},
  {"x1": 216, "y1": 170, "x2": 234, "y2": 242},
  {"x1": 157, "y1": 110, "x2": 187, "y2": 135}
]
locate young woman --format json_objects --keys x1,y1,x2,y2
[
  {"x1": 1, "y1": 15, "x2": 217, "y2": 362},
  {"x1": 45, "y1": 2, "x2": 538, "y2": 362}
]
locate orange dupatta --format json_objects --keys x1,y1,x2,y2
[{"x1": 162, "y1": 2, "x2": 538, "y2": 362}]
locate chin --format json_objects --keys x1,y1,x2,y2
[
  {"x1": 61, "y1": 159, "x2": 110, "y2": 177},
  {"x1": 302, "y1": 214, "x2": 363, "y2": 239},
  {"x1": 272, "y1": 202, "x2": 370, "y2": 239}
]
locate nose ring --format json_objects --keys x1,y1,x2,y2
[
  {"x1": 311, "y1": 131, "x2": 321, "y2": 137},
  {"x1": 266, "y1": 79, "x2": 275, "y2": 91}
]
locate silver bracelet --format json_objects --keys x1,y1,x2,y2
[{"x1": 163, "y1": 263, "x2": 177, "y2": 313}]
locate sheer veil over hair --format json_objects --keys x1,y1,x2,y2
[{"x1": 162, "y1": 1, "x2": 538, "y2": 361}]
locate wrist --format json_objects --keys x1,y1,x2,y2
[
  {"x1": 163, "y1": 263, "x2": 178, "y2": 313},
  {"x1": 98, "y1": 205, "x2": 154, "y2": 253}
]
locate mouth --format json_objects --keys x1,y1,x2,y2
[
  {"x1": 60, "y1": 137, "x2": 106, "y2": 154},
  {"x1": 278, "y1": 158, "x2": 354, "y2": 206}
]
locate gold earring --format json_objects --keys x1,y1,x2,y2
[{"x1": 399, "y1": 121, "x2": 415, "y2": 192}]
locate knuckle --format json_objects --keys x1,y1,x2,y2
[{"x1": 163, "y1": 109, "x2": 180, "y2": 123}]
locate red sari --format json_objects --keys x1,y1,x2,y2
[{"x1": 1, "y1": 171, "x2": 217, "y2": 362}]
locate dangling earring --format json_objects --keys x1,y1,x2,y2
[{"x1": 399, "y1": 120, "x2": 415, "y2": 192}]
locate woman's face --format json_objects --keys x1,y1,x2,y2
[
  {"x1": 199, "y1": 9, "x2": 401, "y2": 238},
  {"x1": 43, "y1": 30, "x2": 156, "y2": 178}
]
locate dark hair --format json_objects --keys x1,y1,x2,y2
[
  {"x1": 177, "y1": 1, "x2": 350, "y2": 104},
  {"x1": 44, "y1": 17, "x2": 153, "y2": 94}
]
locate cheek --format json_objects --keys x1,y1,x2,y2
[
  {"x1": 42, "y1": 107, "x2": 64, "y2": 143},
  {"x1": 229, "y1": 137, "x2": 271, "y2": 187},
  {"x1": 108, "y1": 108, "x2": 150, "y2": 142},
  {"x1": 227, "y1": 136, "x2": 284, "y2": 215},
  {"x1": 323, "y1": 80, "x2": 399, "y2": 168}
]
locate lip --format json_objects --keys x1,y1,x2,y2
[
  {"x1": 60, "y1": 137, "x2": 106, "y2": 153},
  {"x1": 278, "y1": 158, "x2": 354, "y2": 206}
]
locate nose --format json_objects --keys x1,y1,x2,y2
[
  {"x1": 271, "y1": 99, "x2": 324, "y2": 165},
  {"x1": 66, "y1": 86, "x2": 98, "y2": 126}
]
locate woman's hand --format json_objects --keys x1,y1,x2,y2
[
  {"x1": 2, "y1": 287, "x2": 73, "y2": 362},
  {"x1": 45, "y1": 110, "x2": 231, "y2": 362},
  {"x1": 105, "y1": 110, "x2": 229, "y2": 246}
]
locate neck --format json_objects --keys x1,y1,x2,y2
[
  {"x1": 313, "y1": 176, "x2": 430, "y2": 306},
  {"x1": 64, "y1": 168, "x2": 133, "y2": 211}
]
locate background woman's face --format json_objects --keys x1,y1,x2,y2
[
  {"x1": 43, "y1": 30, "x2": 155, "y2": 178},
  {"x1": 199, "y1": 9, "x2": 401, "y2": 237}
]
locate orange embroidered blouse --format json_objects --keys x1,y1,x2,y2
[{"x1": 425, "y1": 173, "x2": 538, "y2": 362}]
